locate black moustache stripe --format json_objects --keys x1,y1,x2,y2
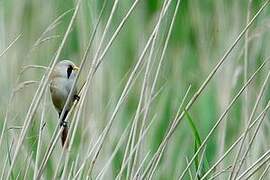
[{"x1": 67, "y1": 65, "x2": 73, "y2": 79}]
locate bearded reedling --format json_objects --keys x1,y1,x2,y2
[{"x1": 49, "y1": 60, "x2": 80, "y2": 147}]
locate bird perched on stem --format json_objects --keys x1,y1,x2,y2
[{"x1": 49, "y1": 60, "x2": 80, "y2": 148}]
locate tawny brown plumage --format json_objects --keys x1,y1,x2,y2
[{"x1": 49, "y1": 60, "x2": 79, "y2": 148}]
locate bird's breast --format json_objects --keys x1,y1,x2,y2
[{"x1": 50, "y1": 77, "x2": 76, "y2": 112}]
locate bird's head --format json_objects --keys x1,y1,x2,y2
[{"x1": 51, "y1": 60, "x2": 79, "y2": 79}]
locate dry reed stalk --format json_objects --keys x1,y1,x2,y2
[
  {"x1": 200, "y1": 101, "x2": 270, "y2": 179},
  {"x1": 139, "y1": 1, "x2": 270, "y2": 179}
]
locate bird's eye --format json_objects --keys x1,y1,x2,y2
[{"x1": 67, "y1": 65, "x2": 73, "y2": 79}]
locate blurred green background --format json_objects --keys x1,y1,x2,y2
[{"x1": 1, "y1": 0, "x2": 270, "y2": 179}]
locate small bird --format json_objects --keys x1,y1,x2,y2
[{"x1": 49, "y1": 60, "x2": 80, "y2": 147}]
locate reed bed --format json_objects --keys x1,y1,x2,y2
[{"x1": 1, "y1": 0, "x2": 270, "y2": 179}]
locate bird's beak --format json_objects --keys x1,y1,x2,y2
[{"x1": 73, "y1": 66, "x2": 80, "y2": 71}]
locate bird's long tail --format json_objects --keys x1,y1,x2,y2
[
  {"x1": 59, "y1": 110, "x2": 69, "y2": 148},
  {"x1": 61, "y1": 126, "x2": 69, "y2": 148}
]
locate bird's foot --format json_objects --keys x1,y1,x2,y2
[
  {"x1": 60, "y1": 121, "x2": 68, "y2": 128},
  {"x1": 74, "y1": 94, "x2": 80, "y2": 101}
]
